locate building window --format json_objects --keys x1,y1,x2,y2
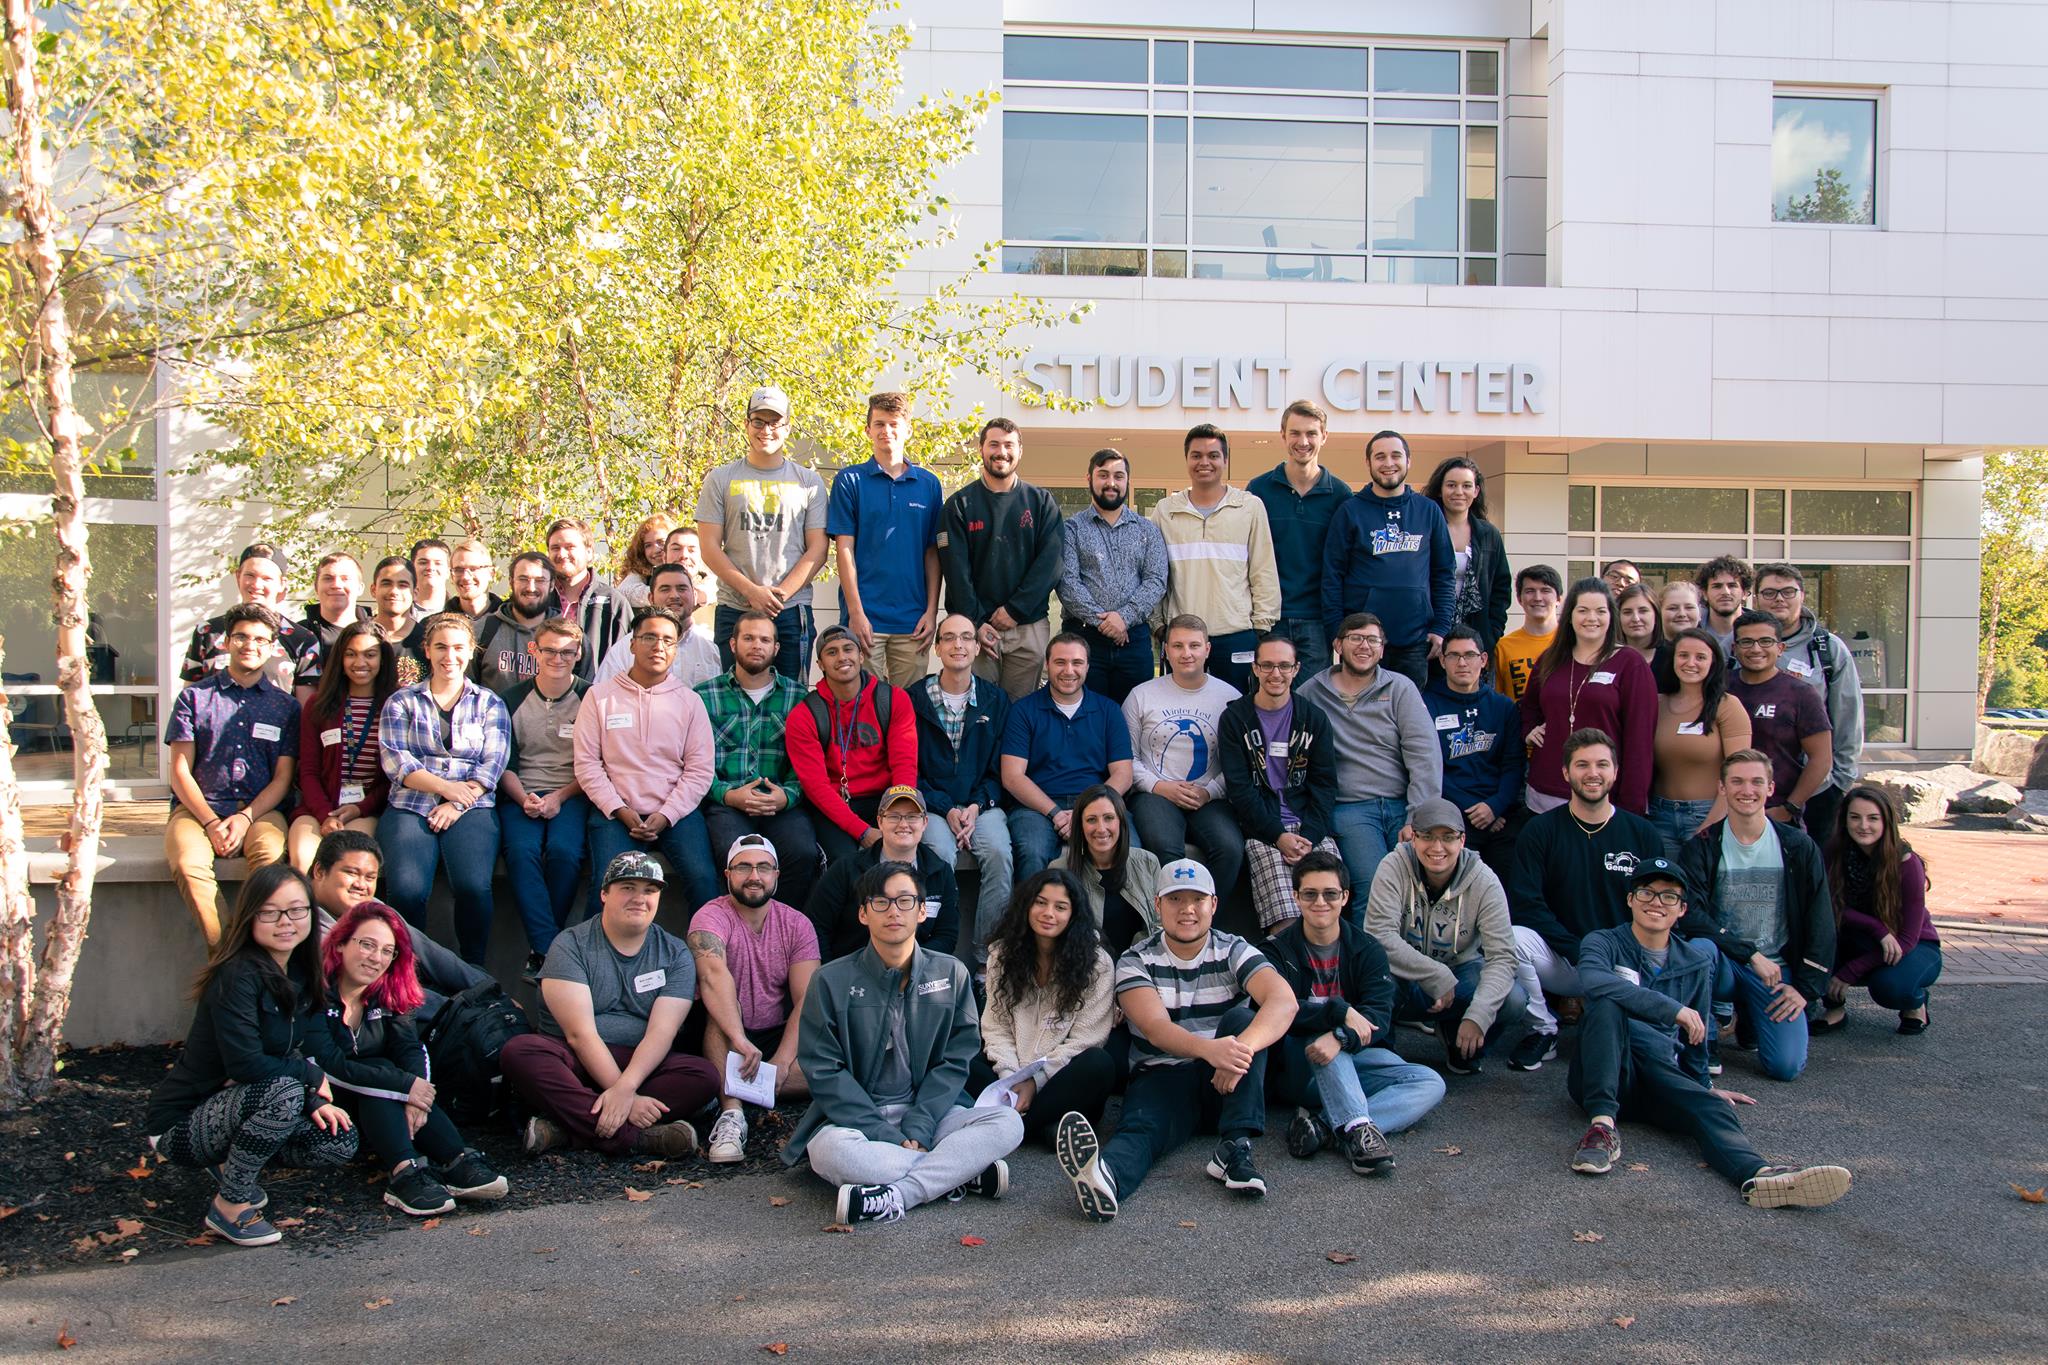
[
  {"x1": 1001, "y1": 33, "x2": 1503, "y2": 283},
  {"x1": 1772, "y1": 93, "x2": 1878, "y2": 226}
]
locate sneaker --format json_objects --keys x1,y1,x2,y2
[
  {"x1": 1054, "y1": 1111, "x2": 1119, "y2": 1223},
  {"x1": 521, "y1": 952, "x2": 546, "y2": 986},
  {"x1": 835, "y1": 1182, "x2": 905, "y2": 1226},
  {"x1": 945, "y1": 1160, "x2": 1009, "y2": 1202},
  {"x1": 523, "y1": 1114, "x2": 567, "y2": 1156},
  {"x1": 1742, "y1": 1164, "x2": 1852, "y2": 1209},
  {"x1": 1508, "y1": 1032, "x2": 1557, "y2": 1072},
  {"x1": 204, "y1": 1201, "x2": 283, "y2": 1247},
  {"x1": 435, "y1": 1149, "x2": 508, "y2": 1201},
  {"x1": 1706, "y1": 1038, "x2": 1724, "y2": 1076},
  {"x1": 706, "y1": 1109, "x2": 748, "y2": 1165},
  {"x1": 1570, "y1": 1120, "x2": 1620, "y2": 1175},
  {"x1": 1286, "y1": 1106, "x2": 1334, "y2": 1160},
  {"x1": 384, "y1": 1159, "x2": 456, "y2": 1217},
  {"x1": 636, "y1": 1120, "x2": 700, "y2": 1158},
  {"x1": 1343, "y1": 1121, "x2": 1395, "y2": 1176},
  {"x1": 1205, "y1": 1137, "x2": 1267, "y2": 1197},
  {"x1": 204, "y1": 1163, "x2": 267, "y2": 1210},
  {"x1": 1436, "y1": 1018, "x2": 1480, "y2": 1075}
]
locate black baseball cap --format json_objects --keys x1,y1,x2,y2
[{"x1": 1627, "y1": 856, "x2": 1687, "y2": 892}]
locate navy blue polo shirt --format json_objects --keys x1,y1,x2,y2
[
  {"x1": 1001, "y1": 685, "x2": 1132, "y2": 804},
  {"x1": 164, "y1": 671, "x2": 302, "y2": 811},
  {"x1": 826, "y1": 458, "x2": 944, "y2": 635}
]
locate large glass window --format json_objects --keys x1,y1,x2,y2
[
  {"x1": 1002, "y1": 33, "x2": 1502, "y2": 282},
  {"x1": 1772, "y1": 93, "x2": 1878, "y2": 226}
]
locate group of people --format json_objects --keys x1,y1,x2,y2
[{"x1": 151, "y1": 390, "x2": 1936, "y2": 1243}]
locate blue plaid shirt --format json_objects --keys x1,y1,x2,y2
[{"x1": 378, "y1": 681, "x2": 511, "y2": 816}]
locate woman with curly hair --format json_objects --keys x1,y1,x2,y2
[
  {"x1": 613, "y1": 513, "x2": 676, "y2": 610},
  {"x1": 970, "y1": 869, "x2": 1117, "y2": 1144},
  {"x1": 1821, "y1": 786, "x2": 1940, "y2": 1035}
]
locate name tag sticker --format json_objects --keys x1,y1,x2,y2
[
  {"x1": 320, "y1": 727, "x2": 344, "y2": 747},
  {"x1": 915, "y1": 978, "x2": 951, "y2": 996},
  {"x1": 633, "y1": 969, "x2": 667, "y2": 993},
  {"x1": 1615, "y1": 966, "x2": 1640, "y2": 986},
  {"x1": 1676, "y1": 721, "x2": 1706, "y2": 736},
  {"x1": 1435, "y1": 714, "x2": 1460, "y2": 731},
  {"x1": 1785, "y1": 659, "x2": 1813, "y2": 677},
  {"x1": 337, "y1": 783, "x2": 366, "y2": 805},
  {"x1": 459, "y1": 724, "x2": 486, "y2": 747},
  {"x1": 923, "y1": 897, "x2": 941, "y2": 921},
  {"x1": 558, "y1": 724, "x2": 577, "y2": 739},
  {"x1": 606, "y1": 712, "x2": 634, "y2": 730},
  {"x1": 251, "y1": 722, "x2": 282, "y2": 742},
  {"x1": 1589, "y1": 671, "x2": 1616, "y2": 685},
  {"x1": 1230, "y1": 650, "x2": 1254, "y2": 665}
]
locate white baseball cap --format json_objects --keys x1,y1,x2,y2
[
  {"x1": 1155, "y1": 858, "x2": 1217, "y2": 898},
  {"x1": 747, "y1": 386, "x2": 791, "y2": 420}
]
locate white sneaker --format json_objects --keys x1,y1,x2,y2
[{"x1": 707, "y1": 1109, "x2": 748, "y2": 1164}]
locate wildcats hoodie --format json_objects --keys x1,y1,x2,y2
[
  {"x1": 1421, "y1": 675, "x2": 1525, "y2": 818},
  {"x1": 1319, "y1": 486, "x2": 1454, "y2": 648}
]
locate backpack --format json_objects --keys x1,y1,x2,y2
[
  {"x1": 1803, "y1": 628, "x2": 1839, "y2": 692},
  {"x1": 420, "y1": 981, "x2": 531, "y2": 1126},
  {"x1": 803, "y1": 675, "x2": 893, "y2": 749}
]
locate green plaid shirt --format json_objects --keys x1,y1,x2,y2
[{"x1": 694, "y1": 670, "x2": 807, "y2": 804}]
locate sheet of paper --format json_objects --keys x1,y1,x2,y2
[
  {"x1": 724, "y1": 1052, "x2": 777, "y2": 1108},
  {"x1": 973, "y1": 1056, "x2": 1050, "y2": 1109}
]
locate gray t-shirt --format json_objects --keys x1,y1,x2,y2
[
  {"x1": 694, "y1": 458, "x2": 828, "y2": 610},
  {"x1": 538, "y1": 916, "x2": 696, "y2": 1047},
  {"x1": 509, "y1": 685, "x2": 583, "y2": 792},
  {"x1": 1718, "y1": 821, "x2": 1787, "y2": 964},
  {"x1": 872, "y1": 988, "x2": 915, "y2": 1109}
]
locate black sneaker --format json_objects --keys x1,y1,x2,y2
[
  {"x1": 1436, "y1": 1018, "x2": 1480, "y2": 1075},
  {"x1": 835, "y1": 1182, "x2": 905, "y2": 1226},
  {"x1": 384, "y1": 1159, "x2": 456, "y2": 1217},
  {"x1": 436, "y1": 1149, "x2": 509, "y2": 1201},
  {"x1": 1205, "y1": 1137, "x2": 1267, "y2": 1197},
  {"x1": 1286, "y1": 1106, "x2": 1333, "y2": 1160},
  {"x1": 1508, "y1": 1031, "x2": 1556, "y2": 1072},
  {"x1": 1570, "y1": 1120, "x2": 1620, "y2": 1175},
  {"x1": 1054, "y1": 1111, "x2": 1119, "y2": 1223},
  {"x1": 521, "y1": 952, "x2": 546, "y2": 986},
  {"x1": 1741, "y1": 1164, "x2": 1852, "y2": 1209},
  {"x1": 1706, "y1": 1038, "x2": 1724, "y2": 1076},
  {"x1": 1343, "y1": 1121, "x2": 1396, "y2": 1176},
  {"x1": 945, "y1": 1160, "x2": 1008, "y2": 1202}
]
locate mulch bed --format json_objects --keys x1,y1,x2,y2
[{"x1": 0, "y1": 1042, "x2": 803, "y2": 1279}]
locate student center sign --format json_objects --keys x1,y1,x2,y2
[{"x1": 1022, "y1": 354, "x2": 1547, "y2": 415}]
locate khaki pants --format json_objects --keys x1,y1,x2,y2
[
  {"x1": 287, "y1": 812, "x2": 379, "y2": 874},
  {"x1": 165, "y1": 806, "x2": 289, "y2": 944},
  {"x1": 971, "y1": 617, "x2": 1049, "y2": 700},
  {"x1": 869, "y1": 633, "x2": 931, "y2": 688}
]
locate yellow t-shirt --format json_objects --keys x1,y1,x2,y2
[{"x1": 1493, "y1": 627, "x2": 1555, "y2": 702}]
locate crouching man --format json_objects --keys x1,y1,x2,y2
[{"x1": 781, "y1": 861, "x2": 1022, "y2": 1226}]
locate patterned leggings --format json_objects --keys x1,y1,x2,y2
[{"x1": 157, "y1": 1076, "x2": 358, "y2": 1203}]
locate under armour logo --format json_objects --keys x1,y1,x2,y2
[{"x1": 1173, "y1": 866, "x2": 1198, "y2": 881}]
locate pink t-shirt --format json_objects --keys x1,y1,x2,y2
[{"x1": 688, "y1": 896, "x2": 821, "y2": 1032}]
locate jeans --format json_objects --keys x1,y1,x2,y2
[
  {"x1": 498, "y1": 793, "x2": 589, "y2": 954},
  {"x1": 811, "y1": 792, "x2": 882, "y2": 870},
  {"x1": 1649, "y1": 795, "x2": 1716, "y2": 858},
  {"x1": 805, "y1": 1103, "x2": 1024, "y2": 1209},
  {"x1": 967, "y1": 1046, "x2": 1117, "y2": 1144},
  {"x1": 1861, "y1": 941, "x2": 1942, "y2": 1011},
  {"x1": 1391, "y1": 955, "x2": 1532, "y2": 1055},
  {"x1": 704, "y1": 803, "x2": 820, "y2": 911},
  {"x1": 377, "y1": 806, "x2": 502, "y2": 965},
  {"x1": 1272, "y1": 618, "x2": 1331, "y2": 682},
  {"x1": 1078, "y1": 623, "x2": 1154, "y2": 704},
  {"x1": 1380, "y1": 640, "x2": 1429, "y2": 691},
  {"x1": 1126, "y1": 793, "x2": 1244, "y2": 902},
  {"x1": 919, "y1": 808, "x2": 1015, "y2": 969},
  {"x1": 714, "y1": 603, "x2": 814, "y2": 687},
  {"x1": 586, "y1": 807, "x2": 718, "y2": 916},
  {"x1": 1713, "y1": 949, "x2": 1809, "y2": 1082},
  {"x1": 1275, "y1": 1040, "x2": 1446, "y2": 1134},
  {"x1": 1331, "y1": 797, "x2": 1408, "y2": 922},
  {"x1": 1099, "y1": 1003, "x2": 1267, "y2": 1200},
  {"x1": 1203, "y1": 629, "x2": 1259, "y2": 696},
  {"x1": 1007, "y1": 799, "x2": 1076, "y2": 882},
  {"x1": 338, "y1": 1092, "x2": 465, "y2": 1169},
  {"x1": 1568, "y1": 997, "x2": 1766, "y2": 1187}
]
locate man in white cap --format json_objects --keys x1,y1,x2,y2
[
  {"x1": 688, "y1": 833, "x2": 822, "y2": 1164},
  {"x1": 1053, "y1": 858, "x2": 1297, "y2": 1222},
  {"x1": 695, "y1": 384, "x2": 830, "y2": 682}
]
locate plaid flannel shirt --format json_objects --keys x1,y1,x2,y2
[
  {"x1": 378, "y1": 681, "x2": 512, "y2": 816},
  {"x1": 695, "y1": 669, "x2": 807, "y2": 805}
]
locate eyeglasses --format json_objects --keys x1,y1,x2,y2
[
  {"x1": 878, "y1": 810, "x2": 924, "y2": 825},
  {"x1": 937, "y1": 631, "x2": 977, "y2": 644},
  {"x1": 1756, "y1": 586, "x2": 1801, "y2": 602},
  {"x1": 1631, "y1": 888, "x2": 1684, "y2": 907},
  {"x1": 1734, "y1": 637, "x2": 1780, "y2": 651},
  {"x1": 1441, "y1": 650, "x2": 1484, "y2": 662},
  {"x1": 536, "y1": 645, "x2": 580, "y2": 661},
  {"x1": 227, "y1": 632, "x2": 274, "y2": 647},
  {"x1": 1251, "y1": 660, "x2": 1298, "y2": 674},
  {"x1": 728, "y1": 860, "x2": 776, "y2": 876},
  {"x1": 1340, "y1": 634, "x2": 1386, "y2": 647},
  {"x1": 865, "y1": 893, "x2": 923, "y2": 913},
  {"x1": 254, "y1": 904, "x2": 313, "y2": 924},
  {"x1": 747, "y1": 415, "x2": 788, "y2": 431},
  {"x1": 635, "y1": 634, "x2": 677, "y2": 650},
  {"x1": 1296, "y1": 888, "x2": 1346, "y2": 904},
  {"x1": 349, "y1": 937, "x2": 399, "y2": 962},
  {"x1": 1412, "y1": 830, "x2": 1466, "y2": 846}
]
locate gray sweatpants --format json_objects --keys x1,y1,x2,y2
[{"x1": 806, "y1": 1104, "x2": 1023, "y2": 1209}]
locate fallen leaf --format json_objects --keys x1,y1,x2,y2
[
  {"x1": 125, "y1": 1164, "x2": 153, "y2": 1180},
  {"x1": 2013, "y1": 1184, "x2": 2048, "y2": 1204},
  {"x1": 624, "y1": 1187, "x2": 652, "y2": 1203},
  {"x1": 1432, "y1": 1145, "x2": 1463, "y2": 1156},
  {"x1": 733, "y1": 1294, "x2": 749, "y2": 1302},
  {"x1": 184, "y1": 1234, "x2": 216, "y2": 1247},
  {"x1": 56, "y1": 1323, "x2": 77, "y2": 1350},
  {"x1": 271, "y1": 1297, "x2": 298, "y2": 1307},
  {"x1": 0, "y1": 1206, "x2": 18, "y2": 1221},
  {"x1": 1573, "y1": 1231, "x2": 1605, "y2": 1243},
  {"x1": 119, "y1": 1247, "x2": 140, "y2": 1261},
  {"x1": 532, "y1": 1247, "x2": 558, "y2": 1255},
  {"x1": 768, "y1": 1196, "x2": 791, "y2": 1208},
  {"x1": 1326, "y1": 1251, "x2": 1358, "y2": 1264},
  {"x1": 114, "y1": 1218, "x2": 144, "y2": 1238},
  {"x1": 761, "y1": 1346, "x2": 789, "y2": 1357},
  {"x1": 70, "y1": 1237, "x2": 97, "y2": 1254},
  {"x1": 1177, "y1": 1220, "x2": 1198, "y2": 1229},
  {"x1": 1611, "y1": 1316, "x2": 1636, "y2": 1330},
  {"x1": 419, "y1": 1218, "x2": 442, "y2": 1230},
  {"x1": 1626, "y1": 1163, "x2": 1651, "y2": 1173},
  {"x1": 272, "y1": 1217, "x2": 305, "y2": 1228},
  {"x1": 822, "y1": 1222, "x2": 853, "y2": 1234},
  {"x1": 364, "y1": 1297, "x2": 394, "y2": 1311},
  {"x1": 959, "y1": 1235, "x2": 986, "y2": 1247},
  {"x1": 62, "y1": 1151, "x2": 74, "y2": 1161},
  {"x1": 70, "y1": 1184, "x2": 96, "y2": 1195},
  {"x1": 143, "y1": 1200, "x2": 158, "y2": 1210},
  {"x1": 632, "y1": 1159, "x2": 666, "y2": 1173},
  {"x1": 466, "y1": 1226, "x2": 489, "y2": 1238}
]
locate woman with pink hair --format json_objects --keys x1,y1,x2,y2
[{"x1": 304, "y1": 901, "x2": 510, "y2": 1216}]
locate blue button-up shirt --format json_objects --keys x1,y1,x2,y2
[
  {"x1": 826, "y1": 458, "x2": 944, "y2": 635},
  {"x1": 1057, "y1": 502, "x2": 1169, "y2": 631},
  {"x1": 164, "y1": 671, "x2": 302, "y2": 811}
]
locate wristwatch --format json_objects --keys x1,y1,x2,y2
[{"x1": 1783, "y1": 800, "x2": 1806, "y2": 819}]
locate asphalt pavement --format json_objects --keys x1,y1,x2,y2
[{"x1": 5, "y1": 983, "x2": 2045, "y2": 1363}]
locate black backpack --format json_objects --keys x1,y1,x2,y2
[
  {"x1": 421, "y1": 982, "x2": 531, "y2": 1126},
  {"x1": 802, "y1": 674, "x2": 894, "y2": 748}
]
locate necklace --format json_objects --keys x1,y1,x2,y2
[
  {"x1": 1570, "y1": 805, "x2": 1612, "y2": 837},
  {"x1": 1565, "y1": 651, "x2": 1605, "y2": 732}
]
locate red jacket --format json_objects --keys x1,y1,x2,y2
[
  {"x1": 296, "y1": 696, "x2": 391, "y2": 822},
  {"x1": 784, "y1": 674, "x2": 918, "y2": 841}
]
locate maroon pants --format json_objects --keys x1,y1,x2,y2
[{"x1": 499, "y1": 1034, "x2": 721, "y2": 1155}]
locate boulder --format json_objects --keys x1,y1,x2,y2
[
  {"x1": 2007, "y1": 790, "x2": 2048, "y2": 834},
  {"x1": 1856, "y1": 771, "x2": 1949, "y2": 826},
  {"x1": 1973, "y1": 725, "x2": 2048, "y2": 789},
  {"x1": 1900, "y1": 763, "x2": 2025, "y2": 814}
]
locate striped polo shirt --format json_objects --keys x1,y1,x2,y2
[{"x1": 1114, "y1": 930, "x2": 1272, "y2": 1072}]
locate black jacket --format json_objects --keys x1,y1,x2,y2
[
  {"x1": 1219, "y1": 692, "x2": 1337, "y2": 845},
  {"x1": 804, "y1": 843, "x2": 960, "y2": 962},
  {"x1": 1463, "y1": 516, "x2": 1512, "y2": 649},
  {"x1": 908, "y1": 676, "x2": 1009, "y2": 815},
  {"x1": 1677, "y1": 817, "x2": 1837, "y2": 1005},
  {"x1": 303, "y1": 990, "x2": 430, "y2": 1106},
  {"x1": 1264, "y1": 919, "x2": 1395, "y2": 1049},
  {"x1": 146, "y1": 955, "x2": 324, "y2": 1132}
]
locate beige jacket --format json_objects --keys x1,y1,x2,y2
[
  {"x1": 980, "y1": 944, "x2": 1116, "y2": 1079},
  {"x1": 1147, "y1": 486, "x2": 1281, "y2": 637}
]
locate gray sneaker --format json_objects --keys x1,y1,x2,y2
[
  {"x1": 1054, "y1": 1111, "x2": 1119, "y2": 1223},
  {"x1": 636, "y1": 1120, "x2": 700, "y2": 1158},
  {"x1": 1343, "y1": 1121, "x2": 1396, "y2": 1175},
  {"x1": 523, "y1": 1115, "x2": 567, "y2": 1156},
  {"x1": 1742, "y1": 1164, "x2": 1852, "y2": 1209}
]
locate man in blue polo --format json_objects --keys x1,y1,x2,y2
[
  {"x1": 1001, "y1": 632, "x2": 1135, "y2": 879},
  {"x1": 828, "y1": 391, "x2": 945, "y2": 687}
]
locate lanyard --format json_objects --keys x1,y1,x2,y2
[
  {"x1": 340, "y1": 698, "x2": 375, "y2": 774},
  {"x1": 832, "y1": 694, "x2": 860, "y2": 800}
]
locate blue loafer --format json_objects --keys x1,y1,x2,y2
[{"x1": 204, "y1": 1203, "x2": 283, "y2": 1248}]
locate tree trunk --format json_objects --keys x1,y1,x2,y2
[
  {"x1": 0, "y1": 643, "x2": 36, "y2": 1104},
  {"x1": 6, "y1": 0, "x2": 107, "y2": 1104},
  {"x1": 1978, "y1": 583, "x2": 2002, "y2": 711}
]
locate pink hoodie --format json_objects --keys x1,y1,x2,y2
[{"x1": 573, "y1": 668, "x2": 715, "y2": 826}]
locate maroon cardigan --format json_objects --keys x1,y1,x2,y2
[
  {"x1": 1834, "y1": 850, "x2": 1937, "y2": 985},
  {"x1": 295, "y1": 695, "x2": 390, "y2": 822},
  {"x1": 1518, "y1": 645, "x2": 1657, "y2": 814}
]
